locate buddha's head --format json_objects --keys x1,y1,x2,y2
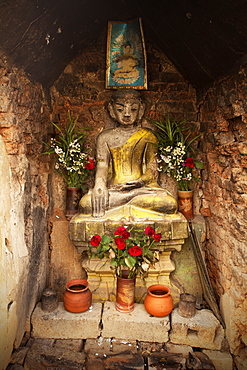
[{"x1": 108, "y1": 89, "x2": 145, "y2": 126}]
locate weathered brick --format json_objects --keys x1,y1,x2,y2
[
  {"x1": 103, "y1": 351, "x2": 144, "y2": 370},
  {"x1": 24, "y1": 338, "x2": 86, "y2": 370}
]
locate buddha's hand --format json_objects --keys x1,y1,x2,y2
[
  {"x1": 119, "y1": 180, "x2": 145, "y2": 191},
  {"x1": 91, "y1": 185, "x2": 108, "y2": 218}
]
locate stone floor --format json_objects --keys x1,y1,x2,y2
[{"x1": 6, "y1": 336, "x2": 234, "y2": 370}]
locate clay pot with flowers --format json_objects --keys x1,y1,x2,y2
[
  {"x1": 43, "y1": 111, "x2": 95, "y2": 216},
  {"x1": 89, "y1": 226, "x2": 161, "y2": 312},
  {"x1": 149, "y1": 114, "x2": 204, "y2": 219}
]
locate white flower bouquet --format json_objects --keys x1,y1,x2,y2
[
  {"x1": 149, "y1": 115, "x2": 203, "y2": 191},
  {"x1": 44, "y1": 111, "x2": 95, "y2": 189}
]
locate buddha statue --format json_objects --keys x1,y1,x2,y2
[{"x1": 79, "y1": 89, "x2": 177, "y2": 219}]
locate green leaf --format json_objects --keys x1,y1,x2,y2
[
  {"x1": 50, "y1": 121, "x2": 63, "y2": 133},
  {"x1": 124, "y1": 257, "x2": 133, "y2": 269},
  {"x1": 101, "y1": 235, "x2": 112, "y2": 244},
  {"x1": 102, "y1": 244, "x2": 110, "y2": 252},
  {"x1": 194, "y1": 161, "x2": 204, "y2": 169},
  {"x1": 142, "y1": 246, "x2": 148, "y2": 255},
  {"x1": 125, "y1": 255, "x2": 136, "y2": 268}
]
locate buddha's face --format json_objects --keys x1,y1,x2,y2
[{"x1": 110, "y1": 98, "x2": 144, "y2": 126}]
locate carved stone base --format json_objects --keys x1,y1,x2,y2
[
  {"x1": 81, "y1": 251, "x2": 177, "y2": 303},
  {"x1": 69, "y1": 207, "x2": 188, "y2": 303},
  {"x1": 69, "y1": 206, "x2": 188, "y2": 253}
]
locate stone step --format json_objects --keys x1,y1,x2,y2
[
  {"x1": 102, "y1": 301, "x2": 170, "y2": 342},
  {"x1": 32, "y1": 302, "x2": 102, "y2": 339},
  {"x1": 31, "y1": 301, "x2": 225, "y2": 352}
]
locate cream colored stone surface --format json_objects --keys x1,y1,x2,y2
[
  {"x1": 203, "y1": 350, "x2": 233, "y2": 370},
  {"x1": 221, "y1": 289, "x2": 247, "y2": 351},
  {"x1": 102, "y1": 301, "x2": 170, "y2": 342},
  {"x1": 0, "y1": 67, "x2": 52, "y2": 369},
  {"x1": 170, "y1": 308, "x2": 224, "y2": 350},
  {"x1": 221, "y1": 290, "x2": 247, "y2": 370},
  {"x1": 31, "y1": 302, "x2": 102, "y2": 339},
  {"x1": 0, "y1": 137, "x2": 29, "y2": 369}
]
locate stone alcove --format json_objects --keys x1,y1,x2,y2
[{"x1": 0, "y1": 22, "x2": 246, "y2": 370}]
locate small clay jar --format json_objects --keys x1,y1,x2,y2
[
  {"x1": 41, "y1": 289, "x2": 58, "y2": 312},
  {"x1": 63, "y1": 279, "x2": 92, "y2": 313},
  {"x1": 144, "y1": 284, "x2": 173, "y2": 317}
]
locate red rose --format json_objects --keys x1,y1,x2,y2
[
  {"x1": 184, "y1": 157, "x2": 195, "y2": 168},
  {"x1": 90, "y1": 234, "x2": 101, "y2": 247},
  {"x1": 115, "y1": 237, "x2": 126, "y2": 250},
  {"x1": 128, "y1": 246, "x2": 142, "y2": 257},
  {"x1": 85, "y1": 159, "x2": 95, "y2": 170},
  {"x1": 114, "y1": 226, "x2": 130, "y2": 240},
  {"x1": 144, "y1": 226, "x2": 155, "y2": 237},
  {"x1": 153, "y1": 233, "x2": 162, "y2": 242}
]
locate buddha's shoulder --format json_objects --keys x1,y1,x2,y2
[
  {"x1": 140, "y1": 127, "x2": 155, "y2": 135},
  {"x1": 139, "y1": 127, "x2": 157, "y2": 140},
  {"x1": 97, "y1": 128, "x2": 115, "y2": 140}
]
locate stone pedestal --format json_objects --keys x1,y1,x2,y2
[
  {"x1": 69, "y1": 207, "x2": 188, "y2": 303},
  {"x1": 81, "y1": 251, "x2": 176, "y2": 303},
  {"x1": 69, "y1": 207, "x2": 188, "y2": 253}
]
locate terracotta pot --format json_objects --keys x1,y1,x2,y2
[
  {"x1": 144, "y1": 284, "x2": 173, "y2": 317},
  {"x1": 66, "y1": 187, "x2": 82, "y2": 217},
  {"x1": 177, "y1": 190, "x2": 194, "y2": 220},
  {"x1": 63, "y1": 279, "x2": 92, "y2": 313},
  {"x1": 116, "y1": 271, "x2": 136, "y2": 313}
]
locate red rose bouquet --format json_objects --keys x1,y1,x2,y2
[{"x1": 89, "y1": 226, "x2": 162, "y2": 279}]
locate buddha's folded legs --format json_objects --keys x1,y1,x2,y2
[
  {"x1": 127, "y1": 192, "x2": 177, "y2": 214},
  {"x1": 79, "y1": 187, "x2": 177, "y2": 216}
]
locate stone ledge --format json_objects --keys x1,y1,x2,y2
[
  {"x1": 101, "y1": 301, "x2": 170, "y2": 342},
  {"x1": 31, "y1": 302, "x2": 102, "y2": 339},
  {"x1": 31, "y1": 302, "x2": 225, "y2": 351},
  {"x1": 170, "y1": 308, "x2": 225, "y2": 350}
]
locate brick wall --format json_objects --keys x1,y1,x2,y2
[{"x1": 199, "y1": 65, "x2": 247, "y2": 368}]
